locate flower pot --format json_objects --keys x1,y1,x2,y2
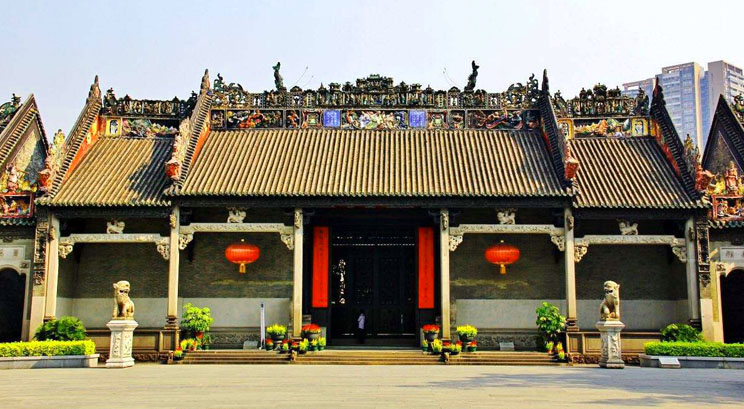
[
  {"x1": 451, "y1": 350, "x2": 460, "y2": 356},
  {"x1": 424, "y1": 332, "x2": 438, "y2": 343},
  {"x1": 299, "y1": 349, "x2": 307, "y2": 355},
  {"x1": 306, "y1": 333, "x2": 320, "y2": 342},
  {"x1": 458, "y1": 334, "x2": 474, "y2": 344},
  {"x1": 271, "y1": 333, "x2": 285, "y2": 343},
  {"x1": 467, "y1": 347, "x2": 477, "y2": 353},
  {"x1": 318, "y1": 346, "x2": 325, "y2": 351}
]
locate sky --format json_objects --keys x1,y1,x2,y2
[{"x1": 1, "y1": 0, "x2": 742, "y2": 135}]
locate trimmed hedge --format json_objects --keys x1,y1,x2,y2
[
  {"x1": 0, "y1": 340, "x2": 96, "y2": 357},
  {"x1": 644, "y1": 342, "x2": 744, "y2": 358}
]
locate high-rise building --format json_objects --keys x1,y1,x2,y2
[
  {"x1": 621, "y1": 78, "x2": 654, "y2": 101},
  {"x1": 624, "y1": 60, "x2": 744, "y2": 149},
  {"x1": 703, "y1": 61, "x2": 744, "y2": 141}
]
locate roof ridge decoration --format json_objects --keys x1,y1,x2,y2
[
  {"x1": 552, "y1": 83, "x2": 650, "y2": 140},
  {"x1": 208, "y1": 63, "x2": 543, "y2": 131},
  {"x1": 165, "y1": 69, "x2": 213, "y2": 186},
  {"x1": 0, "y1": 94, "x2": 22, "y2": 134},
  {"x1": 648, "y1": 81, "x2": 701, "y2": 202},
  {"x1": 538, "y1": 69, "x2": 575, "y2": 189},
  {"x1": 45, "y1": 75, "x2": 103, "y2": 199}
]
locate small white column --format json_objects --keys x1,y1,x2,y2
[
  {"x1": 440, "y1": 209, "x2": 451, "y2": 339},
  {"x1": 685, "y1": 218, "x2": 701, "y2": 324},
  {"x1": 166, "y1": 207, "x2": 180, "y2": 328},
  {"x1": 564, "y1": 208, "x2": 578, "y2": 330},
  {"x1": 292, "y1": 209, "x2": 303, "y2": 338},
  {"x1": 43, "y1": 214, "x2": 60, "y2": 322},
  {"x1": 596, "y1": 320, "x2": 625, "y2": 369},
  {"x1": 106, "y1": 319, "x2": 138, "y2": 368}
]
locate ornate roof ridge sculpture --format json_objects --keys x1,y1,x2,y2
[
  {"x1": 0, "y1": 94, "x2": 22, "y2": 134},
  {"x1": 729, "y1": 93, "x2": 744, "y2": 123},
  {"x1": 102, "y1": 88, "x2": 197, "y2": 119},
  {"x1": 552, "y1": 83, "x2": 649, "y2": 119},
  {"x1": 209, "y1": 63, "x2": 544, "y2": 131}
]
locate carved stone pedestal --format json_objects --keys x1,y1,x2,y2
[
  {"x1": 106, "y1": 319, "x2": 138, "y2": 368},
  {"x1": 596, "y1": 320, "x2": 625, "y2": 369}
]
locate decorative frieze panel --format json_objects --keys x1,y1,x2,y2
[
  {"x1": 57, "y1": 233, "x2": 170, "y2": 260},
  {"x1": 573, "y1": 235, "x2": 687, "y2": 263},
  {"x1": 448, "y1": 224, "x2": 565, "y2": 252},
  {"x1": 179, "y1": 222, "x2": 294, "y2": 250}
]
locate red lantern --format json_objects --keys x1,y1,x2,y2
[
  {"x1": 225, "y1": 239, "x2": 260, "y2": 273},
  {"x1": 485, "y1": 240, "x2": 520, "y2": 275}
]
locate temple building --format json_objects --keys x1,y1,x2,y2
[
  {"x1": 0, "y1": 64, "x2": 729, "y2": 361},
  {"x1": 0, "y1": 93, "x2": 50, "y2": 342},
  {"x1": 698, "y1": 94, "x2": 744, "y2": 344}
]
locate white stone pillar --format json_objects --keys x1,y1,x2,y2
[
  {"x1": 440, "y1": 209, "x2": 451, "y2": 339},
  {"x1": 166, "y1": 207, "x2": 180, "y2": 329},
  {"x1": 685, "y1": 217, "x2": 701, "y2": 324},
  {"x1": 564, "y1": 208, "x2": 578, "y2": 331},
  {"x1": 106, "y1": 319, "x2": 138, "y2": 368},
  {"x1": 292, "y1": 208, "x2": 303, "y2": 338},
  {"x1": 596, "y1": 320, "x2": 625, "y2": 369},
  {"x1": 43, "y1": 214, "x2": 60, "y2": 322}
]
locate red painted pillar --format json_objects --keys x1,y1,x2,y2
[
  {"x1": 418, "y1": 227, "x2": 435, "y2": 309},
  {"x1": 312, "y1": 226, "x2": 329, "y2": 308}
]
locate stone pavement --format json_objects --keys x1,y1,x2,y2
[{"x1": 3, "y1": 364, "x2": 743, "y2": 408}]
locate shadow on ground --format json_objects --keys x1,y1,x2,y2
[{"x1": 401, "y1": 368, "x2": 744, "y2": 406}]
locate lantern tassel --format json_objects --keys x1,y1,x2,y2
[
  {"x1": 500, "y1": 264, "x2": 506, "y2": 275},
  {"x1": 239, "y1": 263, "x2": 246, "y2": 274}
]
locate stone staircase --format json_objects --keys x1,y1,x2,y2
[{"x1": 179, "y1": 349, "x2": 562, "y2": 366}]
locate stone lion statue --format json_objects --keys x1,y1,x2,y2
[
  {"x1": 599, "y1": 280, "x2": 620, "y2": 321},
  {"x1": 113, "y1": 280, "x2": 135, "y2": 320}
]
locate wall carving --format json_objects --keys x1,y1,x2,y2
[
  {"x1": 573, "y1": 235, "x2": 687, "y2": 263},
  {"x1": 179, "y1": 222, "x2": 294, "y2": 250},
  {"x1": 58, "y1": 233, "x2": 169, "y2": 260},
  {"x1": 448, "y1": 224, "x2": 565, "y2": 252}
]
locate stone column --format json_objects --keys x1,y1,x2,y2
[
  {"x1": 106, "y1": 319, "x2": 138, "y2": 368},
  {"x1": 596, "y1": 320, "x2": 625, "y2": 369},
  {"x1": 292, "y1": 208, "x2": 303, "y2": 338},
  {"x1": 43, "y1": 214, "x2": 60, "y2": 322},
  {"x1": 440, "y1": 209, "x2": 451, "y2": 339},
  {"x1": 165, "y1": 207, "x2": 180, "y2": 329},
  {"x1": 564, "y1": 208, "x2": 578, "y2": 331},
  {"x1": 685, "y1": 217, "x2": 701, "y2": 326}
]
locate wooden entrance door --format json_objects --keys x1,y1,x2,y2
[{"x1": 329, "y1": 230, "x2": 416, "y2": 341}]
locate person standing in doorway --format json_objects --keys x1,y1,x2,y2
[{"x1": 356, "y1": 310, "x2": 366, "y2": 344}]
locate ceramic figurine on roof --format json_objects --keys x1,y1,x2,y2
[
  {"x1": 273, "y1": 62, "x2": 284, "y2": 90},
  {"x1": 464, "y1": 60, "x2": 479, "y2": 92}
]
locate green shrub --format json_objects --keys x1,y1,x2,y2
[
  {"x1": 660, "y1": 323, "x2": 704, "y2": 343},
  {"x1": 34, "y1": 317, "x2": 87, "y2": 341},
  {"x1": 182, "y1": 303, "x2": 214, "y2": 334},
  {"x1": 536, "y1": 302, "x2": 566, "y2": 346},
  {"x1": 0, "y1": 340, "x2": 96, "y2": 357},
  {"x1": 644, "y1": 341, "x2": 744, "y2": 358},
  {"x1": 456, "y1": 325, "x2": 478, "y2": 338}
]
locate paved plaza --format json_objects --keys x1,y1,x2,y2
[{"x1": 2, "y1": 364, "x2": 743, "y2": 408}]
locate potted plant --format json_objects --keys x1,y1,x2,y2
[
  {"x1": 318, "y1": 337, "x2": 326, "y2": 351},
  {"x1": 535, "y1": 302, "x2": 566, "y2": 353},
  {"x1": 173, "y1": 348, "x2": 184, "y2": 361},
  {"x1": 421, "y1": 340, "x2": 429, "y2": 352},
  {"x1": 267, "y1": 324, "x2": 287, "y2": 343},
  {"x1": 280, "y1": 341, "x2": 289, "y2": 354},
  {"x1": 466, "y1": 340, "x2": 478, "y2": 353},
  {"x1": 301, "y1": 324, "x2": 322, "y2": 341},
  {"x1": 180, "y1": 338, "x2": 198, "y2": 352},
  {"x1": 182, "y1": 303, "x2": 214, "y2": 341},
  {"x1": 456, "y1": 325, "x2": 478, "y2": 344},
  {"x1": 298, "y1": 339, "x2": 309, "y2": 354},
  {"x1": 422, "y1": 324, "x2": 440, "y2": 343},
  {"x1": 430, "y1": 339, "x2": 443, "y2": 354},
  {"x1": 310, "y1": 339, "x2": 319, "y2": 352},
  {"x1": 265, "y1": 339, "x2": 274, "y2": 351},
  {"x1": 442, "y1": 340, "x2": 452, "y2": 353},
  {"x1": 451, "y1": 342, "x2": 462, "y2": 356},
  {"x1": 545, "y1": 341, "x2": 555, "y2": 354}
]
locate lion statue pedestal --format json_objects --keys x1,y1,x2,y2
[
  {"x1": 106, "y1": 281, "x2": 139, "y2": 368},
  {"x1": 596, "y1": 280, "x2": 625, "y2": 369}
]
